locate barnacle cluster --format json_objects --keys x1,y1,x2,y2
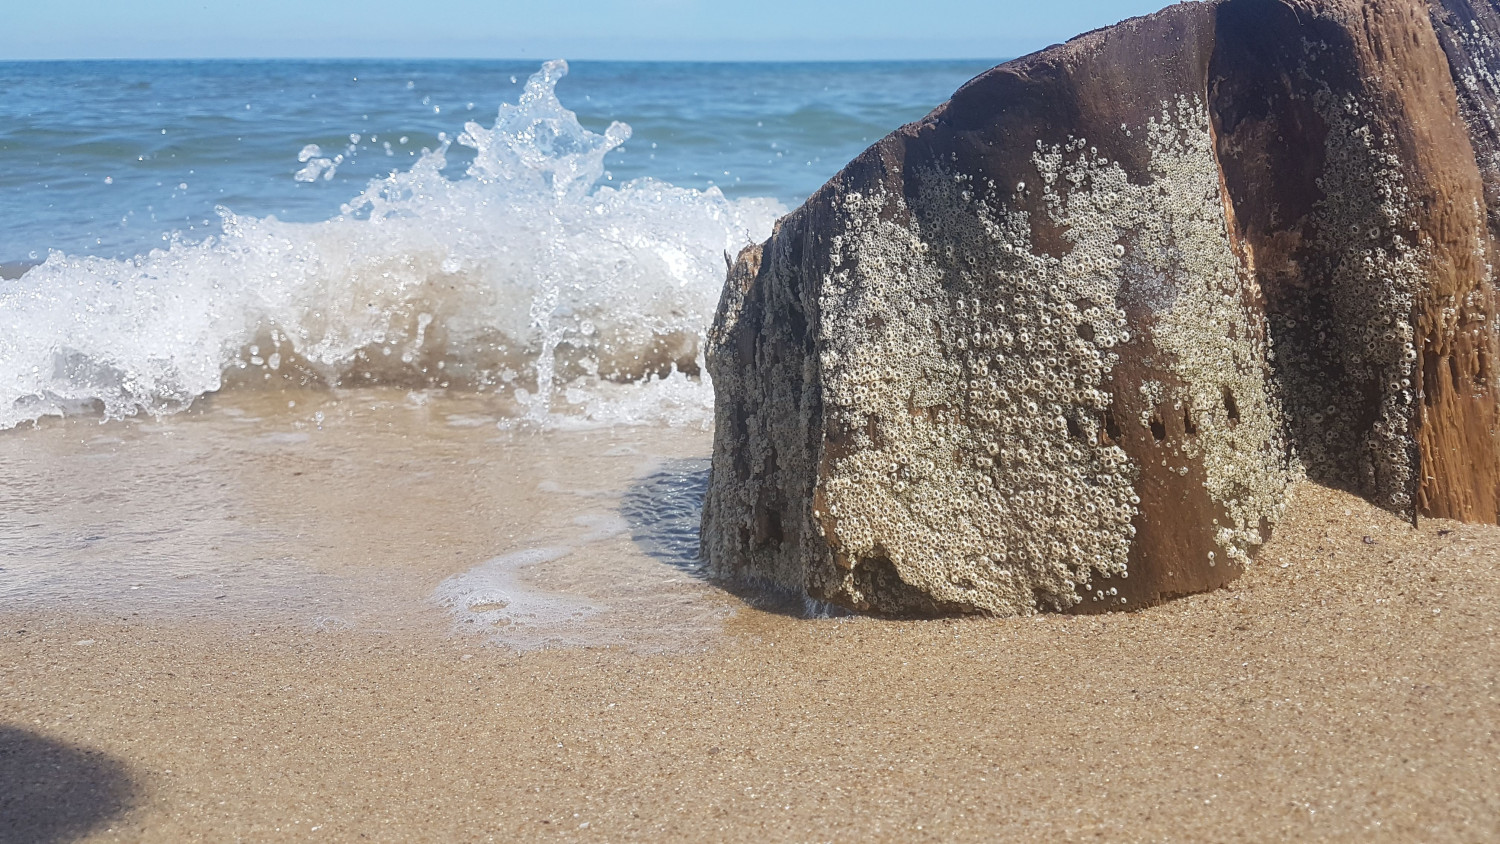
[
  {"x1": 808, "y1": 96, "x2": 1289, "y2": 614},
  {"x1": 1268, "y1": 56, "x2": 1424, "y2": 515},
  {"x1": 814, "y1": 176, "x2": 1136, "y2": 613},
  {"x1": 1133, "y1": 97, "x2": 1291, "y2": 565},
  {"x1": 1454, "y1": 19, "x2": 1500, "y2": 185}
]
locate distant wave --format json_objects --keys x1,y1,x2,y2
[{"x1": 0, "y1": 59, "x2": 784, "y2": 430}]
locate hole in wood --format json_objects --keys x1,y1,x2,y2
[
  {"x1": 1101, "y1": 409, "x2": 1122, "y2": 444},
  {"x1": 1222, "y1": 386, "x2": 1240, "y2": 426}
]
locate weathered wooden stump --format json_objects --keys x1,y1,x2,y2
[{"x1": 703, "y1": 0, "x2": 1500, "y2": 615}]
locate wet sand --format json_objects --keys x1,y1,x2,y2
[{"x1": 2, "y1": 393, "x2": 1498, "y2": 840}]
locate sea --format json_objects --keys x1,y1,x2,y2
[{"x1": 0, "y1": 58, "x2": 996, "y2": 647}]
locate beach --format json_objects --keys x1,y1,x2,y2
[
  {"x1": 3, "y1": 395, "x2": 1498, "y2": 841},
  {"x1": 3, "y1": 55, "x2": 1498, "y2": 842}
]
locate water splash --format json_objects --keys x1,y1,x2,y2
[
  {"x1": 0, "y1": 60, "x2": 784, "y2": 431},
  {"x1": 457, "y1": 58, "x2": 631, "y2": 201}
]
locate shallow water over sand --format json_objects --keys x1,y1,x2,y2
[{"x1": 0, "y1": 388, "x2": 733, "y2": 651}]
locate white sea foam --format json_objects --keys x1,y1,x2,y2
[
  {"x1": 435, "y1": 546, "x2": 605, "y2": 650},
  {"x1": 0, "y1": 59, "x2": 784, "y2": 430}
]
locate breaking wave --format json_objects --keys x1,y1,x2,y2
[{"x1": 0, "y1": 59, "x2": 784, "y2": 430}]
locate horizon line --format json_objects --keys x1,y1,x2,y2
[{"x1": 0, "y1": 55, "x2": 1013, "y2": 64}]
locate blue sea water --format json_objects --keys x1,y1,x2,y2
[
  {"x1": 0, "y1": 59, "x2": 996, "y2": 429},
  {"x1": 0, "y1": 59, "x2": 994, "y2": 262}
]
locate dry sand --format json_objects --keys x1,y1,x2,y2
[{"x1": 2, "y1": 392, "x2": 1498, "y2": 841}]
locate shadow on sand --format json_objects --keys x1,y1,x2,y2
[
  {"x1": 0, "y1": 725, "x2": 136, "y2": 844},
  {"x1": 619, "y1": 457, "x2": 847, "y2": 618}
]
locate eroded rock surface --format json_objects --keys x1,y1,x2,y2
[{"x1": 704, "y1": 0, "x2": 1500, "y2": 615}]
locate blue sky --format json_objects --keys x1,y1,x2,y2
[{"x1": 6, "y1": 0, "x2": 1170, "y2": 61}]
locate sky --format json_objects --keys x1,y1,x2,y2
[{"x1": 4, "y1": 0, "x2": 1172, "y2": 61}]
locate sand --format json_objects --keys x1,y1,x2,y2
[{"x1": 2, "y1": 392, "x2": 1498, "y2": 841}]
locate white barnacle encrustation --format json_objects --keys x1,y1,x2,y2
[
  {"x1": 815, "y1": 145, "x2": 1135, "y2": 612},
  {"x1": 1262, "y1": 80, "x2": 1426, "y2": 515},
  {"x1": 1123, "y1": 97, "x2": 1293, "y2": 563},
  {"x1": 805, "y1": 95, "x2": 1293, "y2": 615}
]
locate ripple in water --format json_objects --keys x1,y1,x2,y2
[{"x1": 620, "y1": 457, "x2": 711, "y2": 574}]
